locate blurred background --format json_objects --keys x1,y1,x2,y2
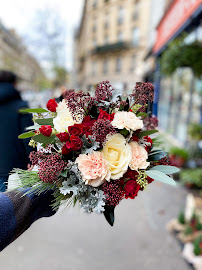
[{"x1": 0, "y1": 0, "x2": 202, "y2": 269}]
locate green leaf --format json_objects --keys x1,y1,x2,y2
[
  {"x1": 35, "y1": 118, "x2": 54, "y2": 127},
  {"x1": 137, "y1": 112, "x2": 148, "y2": 118},
  {"x1": 120, "y1": 128, "x2": 130, "y2": 137},
  {"x1": 19, "y1": 108, "x2": 48, "y2": 113},
  {"x1": 148, "y1": 150, "x2": 167, "y2": 161},
  {"x1": 104, "y1": 205, "x2": 115, "y2": 226},
  {"x1": 33, "y1": 134, "x2": 55, "y2": 144},
  {"x1": 18, "y1": 131, "x2": 35, "y2": 139},
  {"x1": 60, "y1": 170, "x2": 68, "y2": 177},
  {"x1": 150, "y1": 165, "x2": 180, "y2": 174},
  {"x1": 138, "y1": 130, "x2": 158, "y2": 138},
  {"x1": 146, "y1": 170, "x2": 176, "y2": 186}
]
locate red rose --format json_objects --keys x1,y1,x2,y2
[
  {"x1": 39, "y1": 125, "x2": 52, "y2": 137},
  {"x1": 46, "y1": 99, "x2": 58, "y2": 112},
  {"x1": 56, "y1": 132, "x2": 70, "y2": 143},
  {"x1": 70, "y1": 135, "x2": 83, "y2": 151},
  {"x1": 68, "y1": 124, "x2": 83, "y2": 136},
  {"x1": 124, "y1": 180, "x2": 140, "y2": 199},
  {"x1": 62, "y1": 142, "x2": 72, "y2": 155},
  {"x1": 98, "y1": 109, "x2": 114, "y2": 122}
]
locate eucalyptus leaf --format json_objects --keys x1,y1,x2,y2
[
  {"x1": 150, "y1": 165, "x2": 180, "y2": 174},
  {"x1": 26, "y1": 124, "x2": 40, "y2": 131},
  {"x1": 138, "y1": 130, "x2": 158, "y2": 138},
  {"x1": 146, "y1": 170, "x2": 176, "y2": 186},
  {"x1": 148, "y1": 150, "x2": 167, "y2": 161},
  {"x1": 33, "y1": 134, "x2": 55, "y2": 144},
  {"x1": 19, "y1": 108, "x2": 48, "y2": 113},
  {"x1": 137, "y1": 112, "x2": 148, "y2": 118},
  {"x1": 35, "y1": 118, "x2": 54, "y2": 127},
  {"x1": 18, "y1": 131, "x2": 35, "y2": 139}
]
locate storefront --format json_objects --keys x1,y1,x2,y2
[{"x1": 153, "y1": 0, "x2": 202, "y2": 144}]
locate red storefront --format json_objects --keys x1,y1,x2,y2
[{"x1": 152, "y1": 0, "x2": 202, "y2": 144}]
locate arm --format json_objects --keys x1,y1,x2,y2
[{"x1": 0, "y1": 189, "x2": 56, "y2": 252}]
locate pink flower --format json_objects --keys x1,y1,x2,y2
[
  {"x1": 129, "y1": 141, "x2": 150, "y2": 171},
  {"x1": 112, "y1": 111, "x2": 143, "y2": 131},
  {"x1": 76, "y1": 151, "x2": 111, "y2": 187}
]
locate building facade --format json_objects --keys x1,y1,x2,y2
[
  {"x1": 0, "y1": 21, "x2": 44, "y2": 92},
  {"x1": 74, "y1": 0, "x2": 152, "y2": 96},
  {"x1": 152, "y1": 0, "x2": 202, "y2": 144}
]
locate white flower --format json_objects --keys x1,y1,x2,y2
[
  {"x1": 129, "y1": 141, "x2": 150, "y2": 171},
  {"x1": 102, "y1": 134, "x2": 132, "y2": 180},
  {"x1": 112, "y1": 111, "x2": 143, "y2": 131},
  {"x1": 53, "y1": 100, "x2": 75, "y2": 132}
]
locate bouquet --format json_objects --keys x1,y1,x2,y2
[{"x1": 16, "y1": 81, "x2": 179, "y2": 226}]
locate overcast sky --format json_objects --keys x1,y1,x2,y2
[{"x1": 0, "y1": 0, "x2": 84, "y2": 70}]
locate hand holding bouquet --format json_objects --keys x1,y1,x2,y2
[{"x1": 16, "y1": 81, "x2": 179, "y2": 225}]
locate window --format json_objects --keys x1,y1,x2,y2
[
  {"x1": 132, "y1": 2, "x2": 140, "y2": 20},
  {"x1": 118, "y1": 31, "x2": 123, "y2": 42},
  {"x1": 115, "y1": 57, "x2": 122, "y2": 73},
  {"x1": 103, "y1": 58, "x2": 109, "y2": 74},
  {"x1": 92, "y1": 20, "x2": 97, "y2": 33},
  {"x1": 130, "y1": 55, "x2": 136, "y2": 72},
  {"x1": 93, "y1": 0, "x2": 97, "y2": 9},
  {"x1": 92, "y1": 61, "x2": 97, "y2": 76},
  {"x1": 132, "y1": 27, "x2": 139, "y2": 46},
  {"x1": 118, "y1": 7, "x2": 124, "y2": 25},
  {"x1": 104, "y1": 13, "x2": 109, "y2": 29},
  {"x1": 104, "y1": 34, "x2": 109, "y2": 45},
  {"x1": 92, "y1": 39, "x2": 97, "y2": 47}
]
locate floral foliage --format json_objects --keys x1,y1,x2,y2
[{"x1": 17, "y1": 81, "x2": 179, "y2": 225}]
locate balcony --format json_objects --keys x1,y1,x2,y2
[{"x1": 92, "y1": 42, "x2": 128, "y2": 54}]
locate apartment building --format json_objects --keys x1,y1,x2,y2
[{"x1": 74, "y1": 0, "x2": 152, "y2": 95}]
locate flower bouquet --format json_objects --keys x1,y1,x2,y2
[{"x1": 16, "y1": 81, "x2": 179, "y2": 226}]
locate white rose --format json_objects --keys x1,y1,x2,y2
[
  {"x1": 129, "y1": 141, "x2": 150, "y2": 171},
  {"x1": 53, "y1": 100, "x2": 75, "y2": 132},
  {"x1": 112, "y1": 111, "x2": 143, "y2": 131},
  {"x1": 102, "y1": 134, "x2": 132, "y2": 180}
]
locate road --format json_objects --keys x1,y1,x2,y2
[{"x1": 0, "y1": 181, "x2": 190, "y2": 270}]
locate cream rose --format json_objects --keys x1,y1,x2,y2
[
  {"x1": 112, "y1": 111, "x2": 143, "y2": 131},
  {"x1": 53, "y1": 100, "x2": 75, "y2": 132},
  {"x1": 76, "y1": 151, "x2": 111, "y2": 187},
  {"x1": 129, "y1": 141, "x2": 150, "y2": 171},
  {"x1": 102, "y1": 133, "x2": 132, "y2": 180}
]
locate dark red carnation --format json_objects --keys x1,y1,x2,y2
[
  {"x1": 46, "y1": 99, "x2": 58, "y2": 112},
  {"x1": 56, "y1": 132, "x2": 70, "y2": 142},
  {"x1": 39, "y1": 125, "x2": 52, "y2": 137},
  {"x1": 70, "y1": 135, "x2": 83, "y2": 151},
  {"x1": 68, "y1": 124, "x2": 83, "y2": 136},
  {"x1": 124, "y1": 180, "x2": 141, "y2": 199},
  {"x1": 98, "y1": 109, "x2": 114, "y2": 122}
]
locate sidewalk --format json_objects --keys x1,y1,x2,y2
[{"x1": 0, "y1": 181, "x2": 190, "y2": 270}]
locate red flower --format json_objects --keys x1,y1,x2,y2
[
  {"x1": 98, "y1": 109, "x2": 114, "y2": 122},
  {"x1": 131, "y1": 135, "x2": 139, "y2": 142},
  {"x1": 123, "y1": 169, "x2": 139, "y2": 181},
  {"x1": 147, "y1": 176, "x2": 154, "y2": 184},
  {"x1": 144, "y1": 136, "x2": 153, "y2": 152},
  {"x1": 56, "y1": 132, "x2": 70, "y2": 143},
  {"x1": 62, "y1": 142, "x2": 72, "y2": 155},
  {"x1": 39, "y1": 125, "x2": 52, "y2": 137},
  {"x1": 70, "y1": 135, "x2": 83, "y2": 151},
  {"x1": 124, "y1": 180, "x2": 141, "y2": 199},
  {"x1": 46, "y1": 99, "x2": 58, "y2": 112},
  {"x1": 81, "y1": 116, "x2": 96, "y2": 136},
  {"x1": 68, "y1": 124, "x2": 83, "y2": 136}
]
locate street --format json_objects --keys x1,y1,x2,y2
[{"x1": 0, "y1": 181, "x2": 190, "y2": 270}]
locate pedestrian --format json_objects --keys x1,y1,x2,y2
[{"x1": 0, "y1": 70, "x2": 34, "y2": 192}]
